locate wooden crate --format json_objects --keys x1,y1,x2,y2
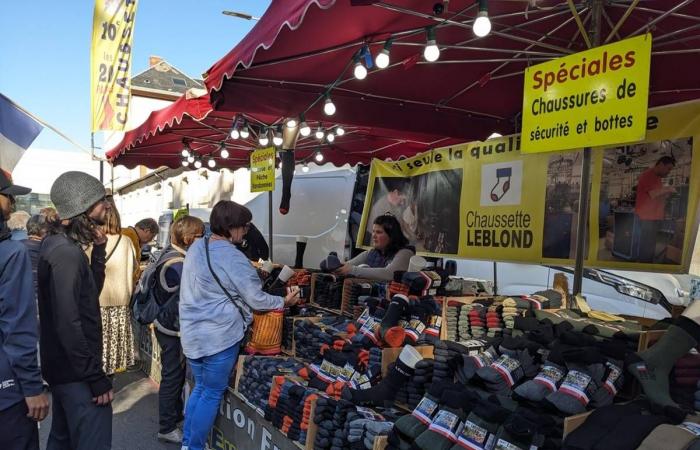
[
  {"x1": 282, "y1": 316, "x2": 324, "y2": 356},
  {"x1": 373, "y1": 435, "x2": 388, "y2": 450},
  {"x1": 233, "y1": 355, "x2": 304, "y2": 397},
  {"x1": 304, "y1": 397, "x2": 319, "y2": 450},
  {"x1": 562, "y1": 412, "x2": 592, "y2": 439},
  {"x1": 340, "y1": 277, "x2": 374, "y2": 317},
  {"x1": 309, "y1": 273, "x2": 346, "y2": 315}
]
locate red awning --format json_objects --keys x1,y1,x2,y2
[
  {"x1": 204, "y1": 0, "x2": 700, "y2": 140},
  {"x1": 106, "y1": 91, "x2": 460, "y2": 169}
]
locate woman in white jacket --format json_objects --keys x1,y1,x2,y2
[{"x1": 98, "y1": 199, "x2": 138, "y2": 374}]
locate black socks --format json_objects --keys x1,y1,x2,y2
[{"x1": 279, "y1": 150, "x2": 295, "y2": 215}]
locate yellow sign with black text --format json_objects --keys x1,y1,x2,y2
[
  {"x1": 361, "y1": 101, "x2": 700, "y2": 274},
  {"x1": 250, "y1": 147, "x2": 276, "y2": 193},
  {"x1": 90, "y1": 0, "x2": 138, "y2": 131},
  {"x1": 521, "y1": 34, "x2": 652, "y2": 154}
]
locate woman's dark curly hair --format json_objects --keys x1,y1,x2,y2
[
  {"x1": 48, "y1": 213, "x2": 100, "y2": 247},
  {"x1": 373, "y1": 214, "x2": 409, "y2": 256}
]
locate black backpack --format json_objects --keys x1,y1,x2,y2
[{"x1": 132, "y1": 248, "x2": 184, "y2": 325}]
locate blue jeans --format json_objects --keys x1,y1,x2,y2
[{"x1": 183, "y1": 343, "x2": 239, "y2": 450}]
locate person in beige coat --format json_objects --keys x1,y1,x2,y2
[{"x1": 99, "y1": 198, "x2": 138, "y2": 374}]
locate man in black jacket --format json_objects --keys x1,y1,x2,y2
[
  {"x1": 0, "y1": 171, "x2": 49, "y2": 450},
  {"x1": 38, "y1": 171, "x2": 113, "y2": 450}
]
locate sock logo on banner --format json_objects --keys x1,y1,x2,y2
[
  {"x1": 603, "y1": 362, "x2": 623, "y2": 395},
  {"x1": 471, "y1": 350, "x2": 496, "y2": 369},
  {"x1": 456, "y1": 420, "x2": 495, "y2": 450},
  {"x1": 428, "y1": 409, "x2": 463, "y2": 442},
  {"x1": 494, "y1": 438, "x2": 529, "y2": 450},
  {"x1": 411, "y1": 396, "x2": 439, "y2": 425},
  {"x1": 533, "y1": 365, "x2": 566, "y2": 392},
  {"x1": 558, "y1": 370, "x2": 593, "y2": 405}
]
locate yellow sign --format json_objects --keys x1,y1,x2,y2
[
  {"x1": 250, "y1": 147, "x2": 276, "y2": 192},
  {"x1": 90, "y1": 0, "x2": 138, "y2": 131},
  {"x1": 361, "y1": 101, "x2": 700, "y2": 274},
  {"x1": 521, "y1": 34, "x2": 652, "y2": 154}
]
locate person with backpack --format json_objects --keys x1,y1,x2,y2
[
  {"x1": 150, "y1": 216, "x2": 204, "y2": 444},
  {"x1": 98, "y1": 197, "x2": 137, "y2": 375},
  {"x1": 179, "y1": 201, "x2": 299, "y2": 450}
]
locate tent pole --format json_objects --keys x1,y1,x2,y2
[
  {"x1": 572, "y1": 0, "x2": 604, "y2": 300},
  {"x1": 268, "y1": 190, "x2": 273, "y2": 261}
]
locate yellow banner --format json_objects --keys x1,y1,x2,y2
[
  {"x1": 521, "y1": 34, "x2": 652, "y2": 154},
  {"x1": 250, "y1": 147, "x2": 276, "y2": 193},
  {"x1": 361, "y1": 101, "x2": 700, "y2": 273},
  {"x1": 90, "y1": 0, "x2": 138, "y2": 131}
]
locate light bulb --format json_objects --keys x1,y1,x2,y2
[
  {"x1": 335, "y1": 126, "x2": 345, "y2": 136},
  {"x1": 187, "y1": 155, "x2": 195, "y2": 164},
  {"x1": 299, "y1": 122, "x2": 311, "y2": 136},
  {"x1": 286, "y1": 118, "x2": 297, "y2": 128},
  {"x1": 473, "y1": 11, "x2": 491, "y2": 37},
  {"x1": 240, "y1": 126, "x2": 250, "y2": 139},
  {"x1": 221, "y1": 148, "x2": 230, "y2": 159},
  {"x1": 315, "y1": 128, "x2": 325, "y2": 140},
  {"x1": 315, "y1": 151, "x2": 324, "y2": 163},
  {"x1": 194, "y1": 159, "x2": 202, "y2": 169},
  {"x1": 273, "y1": 129, "x2": 283, "y2": 146},
  {"x1": 181, "y1": 159, "x2": 189, "y2": 167},
  {"x1": 181, "y1": 148, "x2": 190, "y2": 157},
  {"x1": 323, "y1": 97, "x2": 336, "y2": 116},
  {"x1": 424, "y1": 41, "x2": 440, "y2": 62},
  {"x1": 207, "y1": 158, "x2": 216, "y2": 169},
  {"x1": 353, "y1": 62, "x2": 367, "y2": 80},
  {"x1": 375, "y1": 50, "x2": 390, "y2": 69},
  {"x1": 302, "y1": 164, "x2": 309, "y2": 173},
  {"x1": 230, "y1": 128, "x2": 240, "y2": 139},
  {"x1": 327, "y1": 133, "x2": 335, "y2": 143},
  {"x1": 487, "y1": 132, "x2": 502, "y2": 140},
  {"x1": 259, "y1": 135, "x2": 269, "y2": 146}
]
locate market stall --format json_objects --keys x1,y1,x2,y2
[{"x1": 107, "y1": 1, "x2": 700, "y2": 449}]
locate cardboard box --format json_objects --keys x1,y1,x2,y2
[{"x1": 381, "y1": 345, "x2": 434, "y2": 377}]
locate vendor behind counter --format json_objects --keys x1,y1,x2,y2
[{"x1": 333, "y1": 214, "x2": 414, "y2": 281}]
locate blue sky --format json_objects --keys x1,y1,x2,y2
[{"x1": 0, "y1": 1, "x2": 270, "y2": 153}]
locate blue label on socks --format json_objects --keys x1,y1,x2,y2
[
  {"x1": 412, "y1": 396, "x2": 439, "y2": 425},
  {"x1": 428, "y1": 409, "x2": 462, "y2": 441}
]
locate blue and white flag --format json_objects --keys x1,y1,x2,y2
[{"x1": 0, "y1": 94, "x2": 43, "y2": 172}]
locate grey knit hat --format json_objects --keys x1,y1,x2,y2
[{"x1": 50, "y1": 171, "x2": 106, "y2": 220}]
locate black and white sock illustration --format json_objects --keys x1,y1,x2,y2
[{"x1": 490, "y1": 167, "x2": 512, "y2": 202}]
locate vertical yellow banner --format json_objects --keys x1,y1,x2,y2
[{"x1": 91, "y1": 0, "x2": 138, "y2": 131}]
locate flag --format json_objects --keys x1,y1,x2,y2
[{"x1": 0, "y1": 94, "x2": 43, "y2": 172}]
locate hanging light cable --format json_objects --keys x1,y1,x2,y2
[
  {"x1": 473, "y1": 0, "x2": 491, "y2": 37},
  {"x1": 181, "y1": 139, "x2": 192, "y2": 158},
  {"x1": 423, "y1": 26, "x2": 440, "y2": 62},
  {"x1": 314, "y1": 149, "x2": 324, "y2": 163},
  {"x1": 353, "y1": 53, "x2": 367, "y2": 80},
  {"x1": 315, "y1": 126, "x2": 325, "y2": 140},
  {"x1": 375, "y1": 37, "x2": 393, "y2": 69},
  {"x1": 230, "y1": 119, "x2": 240, "y2": 139}
]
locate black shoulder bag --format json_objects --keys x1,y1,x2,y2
[{"x1": 204, "y1": 236, "x2": 253, "y2": 341}]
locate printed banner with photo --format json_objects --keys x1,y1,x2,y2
[{"x1": 360, "y1": 100, "x2": 700, "y2": 273}]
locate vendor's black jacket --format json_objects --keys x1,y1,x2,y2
[{"x1": 37, "y1": 233, "x2": 112, "y2": 396}]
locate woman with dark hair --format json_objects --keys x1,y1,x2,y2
[
  {"x1": 179, "y1": 200, "x2": 299, "y2": 450},
  {"x1": 335, "y1": 214, "x2": 415, "y2": 281}
]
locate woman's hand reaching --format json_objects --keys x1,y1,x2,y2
[{"x1": 284, "y1": 286, "x2": 301, "y2": 306}]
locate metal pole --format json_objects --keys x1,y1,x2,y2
[
  {"x1": 268, "y1": 190, "x2": 274, "y2": 261},
  {"x1": 493, "y1": 262, "x2": 498, "y2": 295},
  {"x1": 572, "y1": 0, "x2": 604, "y2": 297}
]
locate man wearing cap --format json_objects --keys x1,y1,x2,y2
[
  {"x1": 0, "y1": 171, "x2": 49, "y2": 450},
  {"x1": 38, "y1": 171, "x2": 113, "y2": 449}
]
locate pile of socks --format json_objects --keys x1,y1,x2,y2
[
  {"x1": 294, "y1": 319, "x2": 336, "y2": 360},
  {"x1": 389, "y1": 381, "x2": 560, "y2": 450},
  {"x1": 445, "y1": 302, "x2": 461, "y2": 341},
  {"x1": 313, "y1": 396, "x2": 338, "y2": 449},
  {"x1": 266, "y1": 378, "x2": 317, "y2": 444},
  {"x1": 501, "y1": 297, "x2": 520, "y2": 332},
  {"x1": 315, "y1": 273, "x2": 345, "y2": 309},
  {"x1": 563, "y1": 401, "x2": 670, "y2": 450},
  {"x1": 344, "y1": 282, "x2": 374, "y2": 317},
  {"x1": 533, "y1": 289, "x2": 564, "y2": 309},
  {"x1": 486, "y1": 306, "x2": 504, "y2": 338},
  {"x1": 238, "y1": 356, "x2": 305, "y2": 412},
  {"x1": 396, "y1": 359, "x2": 435, "y2": 408},
  {"x1": 673, "y1": 353, "x2": 700, "y2": 387},
  {"x1": 348, "y1": 418, "x2": 394, "y2": 450},
  {"x1": 458, "y1": 303, "x2": 472, "y2": 340},
  {"x1": 475, "y1": 336, "x2": 541, "y2": 393},
  {"x1": 468, "y1": 305, "x2": 487, "y2": 339}
]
